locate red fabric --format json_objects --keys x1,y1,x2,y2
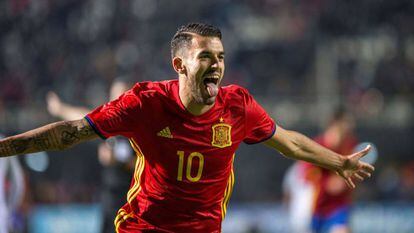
[
  {"x1": 304, "y1": 135, "x2": 358, "y2": 217},
  {"x1": 86, "y1": 80, "x2": 275, "y2": 232}
]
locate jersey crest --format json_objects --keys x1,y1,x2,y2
[{"x1": 211, "y1": 123, "x2": 232, "y2": 148}]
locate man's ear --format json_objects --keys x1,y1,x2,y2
[{"x1": 172, "y1": 57, "x2": 186, "y2": 74}]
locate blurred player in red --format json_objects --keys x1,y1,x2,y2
[
  {"x1": 305, "y1": 108, "x2": 358, "y2": 233},
  {"x1": 0, "y1": 23, "x2": 374, "y2": 233}
]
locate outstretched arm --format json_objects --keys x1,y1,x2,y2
[
  {"x1": 263, "y1": 125, "x2": 375, "y2": 188},
  {"x1": 0, "y1": 118, "x2": 98, "y2": 157}
]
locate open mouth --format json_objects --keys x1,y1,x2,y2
[
  {"x1": 203, "y1": 75, "x2": 220, "y2": 97},
  {"x1": 203, "y1": 77, "x2": 219, "y2": 85}
]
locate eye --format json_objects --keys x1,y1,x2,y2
[{"x1": 199, "y1": 54, "x2": 210, "y2": 59}]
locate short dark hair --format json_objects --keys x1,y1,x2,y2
[
  {"x1": 328, "y1": 106, "x2": 353, "y2": 125},
  {"x1": 170, "y1": 23, "x2": 222, "y2": 58}
]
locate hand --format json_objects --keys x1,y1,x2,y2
[
  {"x1": 336, "y1": 145, "x2": 375, "y2": 189},
  {"x1": 46, "y1": 91, "x2": 62, "y2": 117}
]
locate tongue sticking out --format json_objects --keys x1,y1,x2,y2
[{"x1": 206, "y1": 82, "x2": 218, "y2": 97}]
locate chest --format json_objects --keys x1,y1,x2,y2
[
  {"x1": 146, "y1": 106, "x2": 244, "y2": 150},
  {"x1": 131, "y1": 106, "x2": 244, "y2": 179}
]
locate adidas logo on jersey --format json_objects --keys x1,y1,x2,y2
[{"x1": 157, "y1": 127, "x2": 173, "y2": 138}]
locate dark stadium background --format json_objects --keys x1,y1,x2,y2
[{"x1": 0, "y1": 0, "x2": 413, "y2": 232}]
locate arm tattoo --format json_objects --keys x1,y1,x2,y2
[
  {"x1": 0, "y1": 119, "x2": 98, "y2": 157},
  {"x1": 61, "y1": 121, "x2": 95, "y2": 145},
  {"x1": 79, "y1": 124, "x2": 95, "y2": 137},
  {"x1": 11, "y1": 139, "x2": 31, "y2": 154},
  {"x1": 33, "y1": 136, "x2": 53, "y2": 151},
  {"x1": 61, "y1": 130, "x2": 80, "y2": 145},
  {"x1": 0, "y1": 143, "x2": 12, "y2": 155}
]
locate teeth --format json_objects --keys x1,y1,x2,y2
[
  {"x1": 204, "y1": 73, "x2": 220, "y2": 78},
  {"x1": 203, "y1": 73, "x2": 220, "y2": 86}
]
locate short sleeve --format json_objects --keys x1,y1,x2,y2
[
  {"x1": 243, "y1": 90, "x2": 276, "y2": 144},
  {"x1": 85, "y1": 88, "x2": 142, "y2": 139}
]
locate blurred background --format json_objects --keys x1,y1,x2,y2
[{"x1": 0, "y1": 0, "x2": 413, "y2": 232}]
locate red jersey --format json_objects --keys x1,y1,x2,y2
[
  {"x1": 85, "y1": 80, "x2": 275, "y2": 233},
  {"x1": 304, "y1": 135, "x2": 358, "y2": 217}
]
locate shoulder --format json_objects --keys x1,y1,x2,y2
[
  {"x1": 113, "y1": 80, "x2": 174, "y2": 109},
  {"x1": 131, "y1": 80, "x2": 172, "y2": 94},
  {"x1": 131, "y1": 80, "x2": 175, "y2": 98},
  {"x1": 220, "y1": 84, "x2": 251, "y2": 102}
]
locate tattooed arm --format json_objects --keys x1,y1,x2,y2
[{"x1": 0, "y1": 118, "x2": 99, "y2": 157}]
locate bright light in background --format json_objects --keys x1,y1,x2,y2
[
  {"x1": 24, "y1": 152, "x2": 49, "y2": 172},
  {"x1": 354, "y1": 142, "x2": 378, "y2": 165}
]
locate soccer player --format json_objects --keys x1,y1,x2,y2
[
  {"x1": 305, "y1": 108, "x2": 359, "y2": 233},
  {"x1": 0, "y1": 23, "x2": 374, "y2": 233}
]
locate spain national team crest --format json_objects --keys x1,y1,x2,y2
[{"x1": 211, "y1": 122, "x2": 232, "y2": 148}]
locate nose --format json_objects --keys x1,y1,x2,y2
[{"x1": 210, "y1": 56, "x2": 220, "y2": 69}]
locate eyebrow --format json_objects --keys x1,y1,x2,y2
[{"x1": 199, "y1": 50, "x2": 225, "y2": 56}]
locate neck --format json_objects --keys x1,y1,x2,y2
[{"x1": 178, "y1": 78, "x2": 214, "y2": 116}]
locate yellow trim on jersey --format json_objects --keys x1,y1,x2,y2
[
  {"x1": 221, "y1": 169, "x2": 234, "y2": 219},
  {"x1": 114, "y1": 138, "x2": 146, "y2": 233},
  {"x1": 221, "y1": 154, "x2": 235, "y2": 219},
  {"x1": 127, "y1": 139, "x2": 146, "y2": 203},
  {"x1": 114, "y1": 208, "x2": 134, "y2": 233}
]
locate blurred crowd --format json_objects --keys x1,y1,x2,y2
[
  {"x1": 0, "y1": 0, "x2": 413, "y2": 231},
  {"x1": 0, "y1": 0, "x2": 413, "y2": 111}
]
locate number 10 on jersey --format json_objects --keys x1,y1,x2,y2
[{"x1": 177, "y1": 151, "x2": 204, "y2": 182}]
